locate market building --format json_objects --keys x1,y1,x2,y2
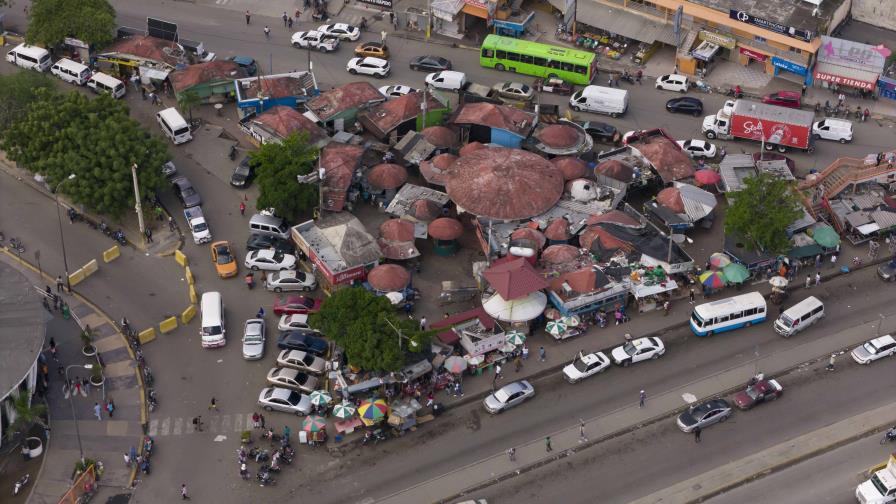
[
  {"x1": 233, "y1": 71, "x2": 319, "y2": 116},
  {"x1": 239, "y1": 105, "x2": 330, "y2": 147},
  {"x1": 169, "y1": 60, "x2": 246, "y2": 103},
  {"x1": 291, "y1": 213, "x2": 383, "y2": 291}
]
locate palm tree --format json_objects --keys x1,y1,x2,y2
[
  {"x1": 177, "y1": 90, "x2": 202, "y2": 125},
  {"x1": 6, "y1": 389, "x2": 47, "y2": 444}
]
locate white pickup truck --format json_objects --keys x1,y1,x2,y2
[
  {"x1": 290, "y1": 31, "x2": 339, "y2": 52},
  {"x1": 857, "y1": 452, "x2": 896, "y2": 503},
  {"x1": 184, "y1": 206, "x2": 211, "y2": 245}
]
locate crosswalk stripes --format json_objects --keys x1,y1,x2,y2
[
  {"x1": 173, "y1": 417, "x2": 183, "y2": 436},
  {"x1": 147, "y1": 413, "x2": 258, "y2": 437}
]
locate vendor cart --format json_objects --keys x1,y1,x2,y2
[{"x1": 534, "y1": 77, "x2": 574, "y2": 96}]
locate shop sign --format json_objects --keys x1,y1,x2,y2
[
  {"x1": 819, "y1": 36, "x2": 888, "y2": 69},
  {"x1": 729, "y1": 10, "x2": 813, "y2": 43},
  {"x1": 739, "y1": 47, "x2": 767, "y2": 61},
  {"x1": 463, "y1": 0, "x2": 488, "y2": 9},
  {"x1": 699, "y1": 31, "x2": 735, "y2": 50},
  {"x1": 813, "y1": 70, "x2": 875, "y2": 90},
  {"x1": 878, "y1": 76, "x2": 896, "y2": 100},
  {"x1": 771, "y1": 56, "x2": 807, "y2": 76},
  {"x1": 357, "y1": 0, "x2": 393, "y2": 9}
]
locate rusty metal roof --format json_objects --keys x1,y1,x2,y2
[
  {"x1": 451, "y1": 102, "x2": 536, "y2": 138},
  {"x1": 252, "y1": 106, "x2": 329, "y2": 143},
  {"x1": 551, "y1": 156, "x2": 587, "y2": 181},
  {"x1": 541, "y1": 244, "x2": 582, "y2": 265},
  {"x1": 358, "y1": 92, "x2": 446, "y2": 138},
  {"x1": 459, "y1": 141, "x2": 487, "y2": 156},
  {"x1": 367, "y1": 263, "x2": 411, "y2": 292},
  {"x1": 306, "y1": 82, "x2": 385, "y2": 122},
  {"x1": 170, "y1": 60, "x2": 245, "y2": 93},
  {"x1": 428, "y1": 217, "x2": 464, "y2": 240},
  {"x1": 482, "y1": 257, "x2": 548, "y2": 300},
  {"x1": 367, "y1": 163, "x2": 408, "y2": 190},
  {"x1": 419, "y1": 153, "x2": 458, "y2": 186},
  {"x1": 420, "y1": 126, "x2": 458, "y2": 149},
  {"x1": 100, "y1": 35, "x2": 185, "y2": 67},
  {"x1": 319, "y1": 143, "x2": 365, "y2": 212},
  {"x1": 239, "y1": 72, "x2": 317, "y2": 101}
]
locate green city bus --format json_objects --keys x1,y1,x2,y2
[{"x1": 479, "y1": 34, "x2": 596, "y2": 86}]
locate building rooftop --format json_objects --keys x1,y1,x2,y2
[
  {"x1": 306, "y1": 82, "x2": 386, "y2": 122},
  {"x1": 690, "y1": 0, "x2": 831, "y2": 33},
  {"x1": 170, "y1": 60, "x2": 245, "y2": 93},
  {"x1": 358, "y1": 92, "x2": 447, "y2": 138},
  {"x1": 0, "y1": 261, "x2": 46, "y2": 399},
  {"x1": 319, "y1": 142, "x2": 365, "y2": 212},
  {"x1": 235, "y1": 71, "x2": 318, "y2": 101},
  {"x1": 292, "y1": 213, "x2": 382, "y2": 274},
  {"x1": 250, "y1": 106, "x2": 329, "y2": 144},
  {"x1": 385, "y1": 183, "x2": 451, "y2": 219},
  {"x1": 451, "y1": 102, "x2": 537, "y2": 138},
  {"x1": 100, "y1": 35, "x2": 186, "y2": 68}
]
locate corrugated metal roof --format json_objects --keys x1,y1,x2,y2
[
  {"x1": 674, "y1": 182, "x2": 717, "y2": 222},
  {"x1": 872, "y1": 209, "x2": 896, "y2": 230}
]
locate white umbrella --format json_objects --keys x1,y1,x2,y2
[
  {"x1": 505, "y1": 330, "x2": 526, "y2": 345},
  {"x1": 546, "y1": 319, "x2": 568, "y2": 336},
  {"x1": 482, "y1": 291, "x2": 547, "y2": 323},
  {"x1": 681, "y1": 392, "x2": 697, "y2": 404},
  {"x1": 385, "y1": 291, "x2": 405, "y2": 305},
  {"x1": 309, "y1": 390, "x2": 332, "y2": 407},
  {"x1": 443, "y1": 355, "x2": 468, "y2": 374},
  {"x1": 769, "y1": 276, "x2": 788, "y2": 288},
  {"x1": 332, "y1": 402, "x2": 356, "y2": 420}
]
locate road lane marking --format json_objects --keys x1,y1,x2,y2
[
  {"x1": 234, "y1": 413, "x2": 243, "y2": 432},
  {"x1": 221, "y1": 414, "x2": 231, "y2": 433},
  {"x1": 173, "y1": 417, "x2": 183, "y2": 435},
  {"x1": 148, "y1": 419, "x2": 158, "y2": 436},
  {"x1": 160, "y1": 417, "x2": 170, "y2": 436}
]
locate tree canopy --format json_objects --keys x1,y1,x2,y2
[
  {"x1": 252, "y1": 132, "x2": 319, "y2": 223},
  {"x1": 1, "y1": 89, "x2": 168, "y2": 216},
  {"x1": 724, "y1": 172, "x2": 802, "y2": 254},
  {"x1": 0, "y1": 71, "x2": 55, "y2": 134},
  {"x1": 309, "y1": 287, "x2": 426, "y2": 372},
  {"x1": 27, "y1": 0, "x2": 116, "y2": 48}
]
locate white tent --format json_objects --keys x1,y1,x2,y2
[{"x1": 482, "y1": 291, "x2": 547, "y2": 323}]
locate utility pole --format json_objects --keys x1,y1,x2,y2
[{"x1": 131, "y1": 164, "x2": 145, "y2": 246}]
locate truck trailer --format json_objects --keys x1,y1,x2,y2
[{"x1": 702, "y1": 99, "x2": 815, "y2": 154}]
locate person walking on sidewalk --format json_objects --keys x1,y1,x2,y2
[
  {"x1": 239, "y1": 201, "x2": 246, "y2": 216},
  {"x1": 264, "y1": 26, "x2": 271, "y2": 39},
  {"x1": 106, "y1": 398, "x2": 115, "y2": 418},
  {"x1": 419, "y1": 316, "x2": 427, "y2": 331},
  {"x1": 826, "y1": 353, "x2": 836, "y2": 371},
  {"x1": 815, "y1": 272, "x2": 821, "y2": 286},
  {"x1": 245, "y1": 10, "x2": 251, "y2": 24},
  {"x1": 689, "y1": 288, "x2": 695, "y2": 304},
  {"x1": 494, "y1": 364, "x2": 502, "y2": 381},
  {"x1": 694, "y1": 426, "x2": 702, "y2": 443},
  {"x1": 538, "y1": 346, "x2": 546, "y2": 362},
  {"x1": 56, "y1": 275, "x2": 65, "y2": 292},
  {"x1": 805, "y1": 275, "x2": 811, "y2": 289},
  {"x1": 663, "y1": 300, "x2": 670, "y2": 316},
  {"x1": 639, "y1": 390, "x2": 646, "y2": 408},
  {"x1": 94, "y1": 402, "x2": 103, "y2": 421},
  {"x1": 282, "y1": 11, "x2": 288, "y2": 26},
  {"x1": 514, "y1": 354, "x2": 522, "y2": 372},
  {"x1": 579, "y1": 418, "x2": 587, "y2": 442},
  {"x1": 181, "y1": 484, "x2": 191, "y2": 500},
  {"x1": 545, "y1": 436, "x2": 552, "y2": 452},
  {"x1": 252, "y1": 412, "x2": 260, "y2": 428},
  {"x1": 209, "y1": 397, "x2": 217, "y2": 411},
  {"x1": 507, "y1": 447, "x2": 516, "y2": 461}
]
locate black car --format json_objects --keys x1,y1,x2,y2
[
  {"x1": 581, "y1": 121, "x2": 621, "y2": 145},
  {"x1": 277, "y1": 329, "x2": 328, "y2": 356},
  {"x1": 171, "y1": 176, "x2": 201, "y2": 208},
  {"x1": 246, "y1": 234, "x2": 295, "y2": 255},
  {"x1": 879, "y1": 260, "x2": 896, "y2": 282},
  {"x1": 410, "y1": 55, "x2": 452, "y2": 72},
  {"x1": 231, "y1": 156, "x2": 257, "y2": 188},
  {"x1": 665, "y1": 97, "x2": 704, "y2": 117}
]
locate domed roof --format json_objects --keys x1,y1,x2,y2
[
  {"x1": 367, "y1": 264, "x2": 411, "y2": 292},
  {"x1": 419, "y1": 153, "x2": 458, "y2": 186},
  {"x1": 510, "y1": 227, "x2": 547, "y2": 250},
  {"x1": 421, "y1": 126, "x2": 458, "y2": 149},
  {"x1": 543, "y1": 218, "x2": 571, "y2": 241},
  {"x1": 657, "y1": 187, "x2": 685, "y2": 214},
  {"x1": 459, "y1": 141, "x2": 487, "y2": 157},
  {"x1": 541, "y1": 244, "x2": 581, "y2": 265},
  {"x1": 428, "y1": 217, "x2": 464, "y2": 240},
  {"x1": 409, "y1": 199, "x2": 442, "y2": 222},
  {"x1": 368, "y1": 163, "x2": 408, "y2": 190},
  {"x1": 551, "y1": 156, "x2": 587, "y2": 181},
  {"x1": 595, "y1": 159, "x2": 634, "y2": 182},
  {"x1": 537, "y1": 123, "x2": 580, "y2": 149},
  {"x1": 379, "y1": 218, "x2": 415, "y2": 242}
]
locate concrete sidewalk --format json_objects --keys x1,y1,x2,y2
[{"x1": 377, "y1": 315, "x2": 894, "y2": 504}]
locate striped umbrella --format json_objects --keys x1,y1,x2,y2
[
  {"x1": 301, "y1": 414, "x2": 327, "y2": 433},
  {"x1": 309, "y1": 390, "x2": 332, "y2": 407},
  {"x1": 505, "y1": 330, "x2": 526, "y2": 345},
  {"x1": 699, "y1": 270, "x2": 727, "y2": 289},
  {"x1": 332, "y1": 402, "x2": 356, "y2": 420},
  {"x1": 546, "y1": 319, "x2": 568, "y2": 336},
  {"x1": 358, "y1": 399, "x2": 389, "y2": 426},
  {"x1": 708, "y1": 253, "x2": 731, "y2": 269}
]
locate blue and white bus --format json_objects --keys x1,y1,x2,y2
[{"x1": 690, "y1": 292, "x2": 767, "y2": 336}]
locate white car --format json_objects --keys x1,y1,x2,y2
[
  {"x1": 242, "y1": 318, "x2": 266, "y2": 360},
  {"x1": 265, "y1": 270, "x2": 317, "y2": 292},
  {"x1": 851, "y1": 334, "x2": 896, "y2": 364},
  {"x1": 379, "y1": 85, "x2": 417, "y2": 99},
  {"x1": 563, "y1": 351, "x2": 611, "y2": 383},
  {"x1": 266, "y1": 366, "x2": 320, "y2": 393},
  {"x1": 346, "y1": 57, "x2": 390, "y2": 78},
  {"x1": 655, "y1": 73, "x2": 690, "y2": 93},
  {"x1": 318, "y1": 23, "x2": 360, "y2": 41},
  {"x1": 278, "y1": 314, "x2": 310, "y2": 332},
  {"x1": 677, "y1": 139, "x2": 717, "y2": 159},
  {"x1": 291, "y1": 31, "x2": 339, "y2": 52},
  {"x1": 276, "y1": 349, "x2": 326, "y2": 375},
  {"x1": 244, "y1": 249, "x2": 297, "y2": 271},
  {"x1": 611, "y1": 337, "x2": 665, "y2": 366},
  {"x1": 257, "y1": 387, "x2": 312, "y2": 416}
]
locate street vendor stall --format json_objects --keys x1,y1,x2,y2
[{"x1": 629, "y1": 266, "x2": 678, "y2": 313}]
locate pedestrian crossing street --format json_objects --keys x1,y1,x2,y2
[{"x1": 148, "y1": 412, "x2": 267, "y2": 436}]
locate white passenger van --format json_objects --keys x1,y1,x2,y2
[
  {"x1": 200, "y1": 292, "x2": 225, "y2": 348},
  {"x1": 569, "y1": 85, "x2": 629, "y2": 117},
  {"x1": 156, "y1": 107, "x2": 193, "y2": 145},
  {"x1": 774, "y1": 296, "x2": 824, "y2": 337},
  {"x1": 6, "y1": 43, "x2": 52, "y2": 72},
  {"x1": 87, "y1": 72, "x2": 126, "y2": 99},
  {"x1": 51, "y1": 58, "x2": 92, "y2": 85}
]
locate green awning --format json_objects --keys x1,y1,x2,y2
[{"x1": 788, "y1": 244, "x2": 823, "y2": 259}]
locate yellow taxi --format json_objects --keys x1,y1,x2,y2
[
  {"x1": 211, "y1": 241, "x2": 238, "y2": 278},
  {"x1": 354, "y1": 41, "x2": 389, "y2": 59}
]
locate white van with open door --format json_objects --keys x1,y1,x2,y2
[
  {"x1": 87, "y1": 72, "x2": 126, "y2": 99},
  {"x1": 6, "y1": 43, "x2": 52, "y2": 72}
]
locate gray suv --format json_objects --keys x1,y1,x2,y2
[{"x1": 171, "y1": 176, "x2": 201, "y2": 208}]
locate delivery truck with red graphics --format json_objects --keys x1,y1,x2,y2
[{"x1": 701, "y1": 99, "x2": 815, "y2": 153}]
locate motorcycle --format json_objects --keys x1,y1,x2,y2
[
  {"x1": 362, "y1": 429, "x2": 387, "y2": 446},
  {"x1": 113, "y1": 230, "x2": 127, "y2": 245},
  {"x1": 619, "y1": 72, "x2": 635, "y2": 85},
  {"x1": 99, "y1": 221, "x2": 112, "y2": 237},
  {"x1": 143, "y1": 436, "x2": 154, "y2": 456},
  {"x1": 147, "y1": 388, "x2": 158, "y2": 412},
  {"x1": 260, "y1": 462, "x2": 281, "y2": 473},
  {"x1": 143, "y1": 366, "x2": 154, "y2": 387},
  {"x1": 228, "y1": 145, "x2": 237, "y2": 161},
  {"x1": 725, "y1": 87, "x2": 743, "y2": 99},
  {"x1": 694, "y1": 80, "x2": 712, "y2": 93},
  {"x1": 249, "y1": 447, "x2": 270, "y2": 462},
  {"x1": 278, "y1": 452, "x2": 293, "y2": 465},
  {"x1": 881, "y1": 427, "x2": 896, "y2": 444},
  {"x1": 257, "y1": 470, "x2": 276, "y2": 486},
  {"x1": 67, "y1": 207, "x2": 81, "y2": 222},
  {"x1": 8, "y1": 237, "x2": 25, "y2": 254},
  {"x1": 240, "y1": 464, "x2": 250, "y2": 480},
  {"x1": 13, "y1": 474, "x2": 30, "y2": 496}
]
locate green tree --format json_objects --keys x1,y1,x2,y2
[
  {"x1": 309, "y1": 287, "x2": 425, "y2": 372},
  {"x1": 1, "y1": 90, "x2": 168, "y2": 216},
  {"x1": 176, "y1": 90, "x2": 201, "y2": 124},
  {"x1": 252, "y1": 132, "x2": 319, "y2": 222},
  {"x1": 725, "y1": 172, "x2": 802, "y2": 254},
  {"x1": 0, "y1": 71, "x2": 55, "y2": 133},
  {"x1": 27, "y1": 0, "x2": 116, "y2": 48},
  {"x1": 5, "y1": 389, "x2": 47, "y2": 444}
]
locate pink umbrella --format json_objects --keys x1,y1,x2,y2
[{"x1": 694, "y1": 169, "x2": 722, "y2": 186}]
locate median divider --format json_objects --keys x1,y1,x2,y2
[
  {"x1": 159, "y1": 316, "x2": 178, "y2": 334},
  {"x1": 68, "y1": 268, "x2": 86, "y2": 287},
  {"x1": 185, "y1": 266, "x2": 194, "y2": 285},
  {"x1": 138, "y1": 327, "x2": 156, "y2": 345},
  {"x1": 103, "y1": 245, "x2": 120, "y2": 263},
  {"x1": 181, "y1": 305, "x2": 196, "y2": 325},
  {"x1": 174, "y1": 249, "x2": 188, "y2": 267},
  {"x1": 189, "y1": 284, "x2": 197, "y2": 304}
]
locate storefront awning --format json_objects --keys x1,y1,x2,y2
[
  {"x1": 813, "y1": 61, "x2": 879, "y2": 90},
  {"x1": 577, "y1": 8, "x2": 677, "y2": 46},
  {"x1": 692, "y1": 40, "x2": 720, "y2": 62},
  {"x1": 632, "y1": 279, "x2": 678, "y2": 299}
]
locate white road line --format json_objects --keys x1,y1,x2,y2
[
  {"x1": 148, "y1": 419, "x2": 158, "y2": 436},
  {"x1": 173, "y1": 417, "x2": 183, "y2": 435},
  {"x1": 160, "y1": 417, "x2": 170, "y2": 436},
  {"x1": 209, "y1": 415, "x2": 220, "y2": 433},
  {"x1": 186, "y1": 418, "x2": 195, "y2": 434},
  {"x1": 221, "y1": 414, "x2": 231, "y2": 433},
  {"x1": 234, "y1": 413, "x2": 243, "y2": 432}
]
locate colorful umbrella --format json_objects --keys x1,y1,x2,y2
[
  {"x1": 358, "y1": 399, "x2": 389, "y2": 426},
  {"x1": 332, "y1": 402, "x2": 356, "y2": 420},
  {"x1": 812, "y1": 225, "x2": 840, "y2": 248},
  {"x1": 562, "y1": 315, "x2": 581, "y2": 327},
  {"x1": 708, "y1": 252, "x2": 731, "y2": 269},
  {"x1": 699, "y1": 270, "x2": 727, "y2": 289},
  {"x1": 694, "y1": 169, "x2": 722, "y2": 186},
  {"x1": 722, "y1": 263, "x2": 750, "y2": 284},
  {"x1": 301, "y1": 415, "x2": 327, "y2": 433},
  {"x1": 309, "y1": 390, "x2": 332, "y2": 407},
  {"x1": 505, "y1": 330, "x2": 526, "y2": 345},
  {"x1": 546, "y1": 319, "x2": 568, "y2": 336},
  {"x1": 443, "y1": 355, "x2": 468, "y2": 374}
]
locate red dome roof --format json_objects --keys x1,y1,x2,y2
[
  {"x1": 368, "y1": 163, "x2": 408, "y2": 190},
  {"x1": 367, "y1": 264, "x2": 411, "y2": 292},
  {"x1": 551, "y1": 156, "x2": 587, "y2": 181}
]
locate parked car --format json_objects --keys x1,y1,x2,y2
[
  {"x1": 226, "y1": 55, "x2": 257, "y2": 76},
  {"x1": 655, "y1": 73, "x2": 689, "y2": 93},
  {"x1": 611, "y1": 337, "x2": 665, "y2": 366},
  {"x1": 355, "y1": 41, "x2": 389, "y2": 59},
  {"x1": 231, "y1": 155, "x2": 257, "y2": 188},
  {"x1": 762, "y1": 90, "x2": 801, "y2": 108},
  {"x1": 171, "y1": 176, "x2": 201, "y2": 208},
  {"x1": 242, "y1": 318, "x2": 266, "y2": 360},
  {"x1": 244, "y1": 249, "x2": 297, "y2": 271},
  {"x1": 378, "y1": 84, "x2": 417, "y2": 99},
  {"x1": 732, "y1": 378, "x2": 783, "y2": 410},
  {"x1": 563, "y1": 350, "x2": 611, "y2": 383},
  {"x1": 246, "y1": 234, "x2": 295, "y2": 255},
  {"x1": 410, "y1": 55, "x2": 452, "y2": 72},
  {"x1": 666, "y1": 96, "x2": 703, "y2": 116},
  {"x1": 580, "y1": 121, "x2": 621, "y2": 145},
  {"x1": 483, "y1": 380, "x2": 535, "y2": 414},
  {"x1": 851, "y1": 334, "x2": 896, "y2": 364},
  {"x1": 676, "y1": 399, "x2": 733, "y2": 432},
  {"x1": 346, "y1": 57, "x2": 390, "y2": 78},
  {"x1": 257, "y1": 387, "x2": 312, "y2": 415},
  {"x1": 318, "y1": 23, "x2": 361, "y2": 41},
  {"x1": 677, "y1": 139, "x2": 717, "y2": 159},
  {"x1": 276, "y1": 329, "x2": 328, "y2": 356},
  {"x1": 291, "y1": 31, "x2": 340, "y2": 52},
  {"x1": 276, "y1": 349, "x2": 326, "y2": 374},
  {"x1": 265, "y1": 270, "x2": 317, "y2": 292},
  {"x1": 266, "y1": 366, "x2": 319, "y2": 393},
  {"x1": 273, "y1": 295, "x2": 322, "y2": 316},
  {"x1": 425, "y1": 70, "x2": 466, "y2": 91},
  {"x1": 161, "y1": 161, "x2": 178, "y2": 179},
  {"x1": 491, "y1": 81, "x2": 534, "y2": 102},
  {"x1": 210, "y1": 241, "x2": 238, "y2": 278},
  {"x1": 277, "y1": 314, "x2": 310, "y2": 332},
  {"x1": 878, "y1": 260, "x2": 896, "y2": 282}
]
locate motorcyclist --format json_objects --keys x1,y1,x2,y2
[
  {"x1": 734, "y1": 85, "x2": 742, "y2": 98},
  {"x1": 887, "y1": 426, "x2": 896, "y2": 440},
  {"x1": 240, "y1": 463, "x2": 249, "y2": 479}
]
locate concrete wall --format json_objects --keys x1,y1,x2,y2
[{"x1": 852, "y1": 0, "x2": 896, "y2": 31}]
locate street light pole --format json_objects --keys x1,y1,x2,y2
[
  {"x1": 54, "y1": 174, "x2": 76, "y2": 292},
  {"x1": 65, "y1": 363, "x2": 93, "y2": 464},
  {"x1": 131, "y1": 164, "x2": 145, "y2": 246}
]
